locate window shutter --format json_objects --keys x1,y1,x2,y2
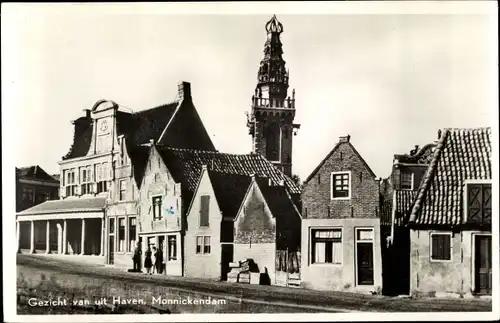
[
  {"x1": 467, "y1": 184, "x2": 482, "y2": 223},
  {"x1": 443, "y1": 235, "x2": 451, "y2": 260},
  {"x1": 482, "y1": 184, "x2": 492, "y2": 224},
  {"x1": 200, "y1": 195, "x2": 210, "y2": 227}
]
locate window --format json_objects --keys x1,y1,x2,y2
[
  {"x1": 96, "y1": 163, "x2": 108, "y2": 194},
  {"x1": 119, "y1": 180, "x2": 127, "y2": 201},
  {"x1": 196, "y1": 236, "x2": 211, "y2": 255},
  {"x1": 430, "y1": 233, "x2": 451, "y2": 261},
  {"x1": 80, "y1": 166, "x2": 92, "y2": 195},
  {"x1": 152, "y1": 196, "x2": 162, "y2": 220},
  {"x1": 467, "y1": 183, "x2": 492, "y2": 225},
  {"x1": 266, "y1": 123, "x2": 280, "y2": 161},
  {"x1": 199, "y1": 195, "x2": 210, "y2": 227},
  {"x1": 311, "y1": 229, "x2": 342, "y2": 264},
  {"x1": 65, "y1": 169, "x2": 77, "y2": 196},
  {"x1": 109, "y1": 218, "x2": 115, "y2": 234},
  {"x1": 118, "y1": 218, "x2": 125, "y2": 252},
  {"x1": 22, "y1": 187, "x2": 34, "y2": 206},
  {"x1": 331, "y1": 172, "x2": 350, "y2": 199},
  {"x1": 128, "y1": 217, "x2": 136, "y2": 252},
  {"x1": 400, "y1": 172, "x2": 413, "y2": 190},
  {"x1": 168, "y1": 235, "x2": 177, "y2": 260}
]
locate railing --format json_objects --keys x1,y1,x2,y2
[{"x1": 252, "y1": 97, "x2": 295, "y2": 109}]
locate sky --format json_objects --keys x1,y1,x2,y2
[{"x1": 2, "y1": 3, "x2": 497, "y2": 180}]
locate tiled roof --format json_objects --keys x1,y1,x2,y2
[
  {"x1": 17, "y1": 197, "x2": 106, "y2": 215},
  {"x1": 16, "y1": 166, "x2": 58, "y2": 182},
  {"x1": 157, "y1": 146, "x2": 301, "y2": 212},
  {"x1": 129, "y1": 145, "x2": 151, "y2": 187},
  {"x1": 255, "y1": 177, "x2": 301, "y2": 221},
  {"x1": 62, "y1": 117, "x2": 93, "y2": 160},
  {"x1": 408, "y1": 127, "x2": 492, "y2": 226},
  {"x1": 394, "y1": 190, "x2": 417, "y2": 226},
  {"x1": 394, "y1": 143, "x2": 436, "y2": 165},
  {"x1": 207, "y1": 170, "x2": 253, "y2": 219}
]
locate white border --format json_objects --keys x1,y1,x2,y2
[{"x1": 2, "y1": 1, "x2": 498, "y2": 322}]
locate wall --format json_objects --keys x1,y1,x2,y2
[
  {"x1": 137, "y1": 146, "x2": 183, "y2": 274},
  {"x1": 301, "y1": 218, "x2": 382, "y2": 293},
  {"x1": 410, "y1": 229, "x2": 490, "y2": 296},
  {"x1": 233, "y1": 182, "x2": 278, "y2": 283},
  {"x1": 184, "y1": 170, "x2": 223, "y2": 280},
  {"x1": 302, "y1": 142, "x2": 379, "y2": 220},
  {"x1": 235, "y1": 184, "x2": 276, "y2": 244}
]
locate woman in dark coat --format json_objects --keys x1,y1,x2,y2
[{"x1": 144, "y1": 246, "x2": 153, "y2": 275}]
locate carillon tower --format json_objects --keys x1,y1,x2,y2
[{"x1": 246, "y1": 15, "x2": 300, "y2": 177}]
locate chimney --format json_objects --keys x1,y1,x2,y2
[
  {"x1": 339, "y1": 135, "x2": 351, "y2": 143},
  {"x1": 177, "y1": 81, "x2": 192, "y2": 101},
  {"x1": 202, "y1": 164, "x2": 208, "y2": 171},
  {"x1": 82, "y1": 109, "x2": 91, "y2": 118}
]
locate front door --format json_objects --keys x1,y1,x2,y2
[
  {"x1": 357, "y1": 243, "x2": 374, "y2": 285},
  {"x1": 475, "y1": 235, "x2": 492, "y2": 294}
]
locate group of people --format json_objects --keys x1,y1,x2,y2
[{"x1": 132, "y1": 241, "x2": 165, "y2": 275}]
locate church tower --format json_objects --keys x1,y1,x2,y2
[{"x1": 247, "y1": 15, "x2": 300, "y2": 177}]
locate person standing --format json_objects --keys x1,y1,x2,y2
[
  {"x1": 132, "y1": 241, "x2": 142, "y2": 272},
  {"x1": 144, "y1": 246, "x2": 153, "y2": 275},
  {"x1": 157, "y1": 243, "x2": 164, "y2": 274},
  {"x1": 151, "y1": 246, "x2": 158, "y2": 274}
]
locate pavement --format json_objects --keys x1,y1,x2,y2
[{"x1": 17, "y1": 254, "x2": 492, "y2": 313}]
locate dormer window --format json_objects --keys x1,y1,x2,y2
[
  {"x1": 331, "y1": 171, "x2": 351, "y2": 199},
  {"x1": 466, "y1": 182, "x2": 492, "y2": 225},
  {"x1": 400, "y1": 172, "x2": 414, "y2": 190}
]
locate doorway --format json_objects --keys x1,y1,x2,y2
[
  {"x1": 220, "y1": 243, "x2": 234, "y2": 281},
  {"x1": 356, "y1": 228, "x2": 374, "y2": 286},
  {"x1": 474, "y1": 235, "x2": 492, "y2": 295}
]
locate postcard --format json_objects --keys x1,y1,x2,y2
[{"x1": 2, "y1": 1, "x2": 498, "y2": 322}]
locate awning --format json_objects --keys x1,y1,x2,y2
[{"x1": 17, "y1": 197, "x2": 106, "y2": 221}]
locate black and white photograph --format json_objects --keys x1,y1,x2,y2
[{"x1": 2, "y1": 1, "x2": 498, "y2": 322}]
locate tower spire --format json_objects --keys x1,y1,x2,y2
[{"x1": 246, "y1": 15, "x2": 300, "y2": 177}]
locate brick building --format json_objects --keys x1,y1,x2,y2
[
  {"x1": 16, "y1": 166, "x2": 59, "y2": 212},
  {"x1": 301, "y1": 135, "x2": 382, "y2": 293},
  {"x1": 407, "y1": 127, "x2": 492, "y2": 297}
]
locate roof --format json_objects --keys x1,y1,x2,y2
[
  {"x1": 207, "y1": 170, "x2": 253, "y2": 219},
  {"x1": 116, "y1": 102, "x2": 179, "y2": 147},
  {"x1": 394, "y1": 143, "x2": 436, "y2": 165},
  {"x1": 52, "y1": 174, "x2": 61, "y2": 182},
  {"x1": 17, "y1": 197, "x2": 106, "y2": 215},
  {"x1": 305, "y1": 137, "x2": 377, "y2": 183},
  {"x1": 129, "y1": 145, "x2": 151, "y2": 187},
  {"x1": 393, "y1": 190, "x2": 417, "y2": 226},
  {"x1": 62, "y1": 117, "x2": 94, "y2": 160},
  {"x1": 16, "y1": 166, "x2": 58, "y2": 182},
  {"x1": 408, "y1": 127, "x2": 492, "y2": 226},
  {"x1": 157, "y1": 146, "x2": 301, "y2": 212},
  {"x1": 254, "y1": 177, "x2": 301, "y2": 221}
]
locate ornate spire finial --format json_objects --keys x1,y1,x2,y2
[{"x1": 265, "y1": 14, "x2": 283, "y2": 34}]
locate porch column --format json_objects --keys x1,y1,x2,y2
[
  {"x1": 100, "y1": 218, "x2": 105, "y2": 256},
  {"x1": 80, "y1": 218, "x2": 86, "y2": 255},
  {"x1": 16, "y1": 221, "x2": 21, "y2": 253},
  {"x1": 29, "y1": 221, "x2": 35, "y2": 254},
  {"x1": 45, "y1": 220, "x2": 50, "y2": 254},
  {"x1": 62, "y1": 219, "x2": 67, "y2": 254}
]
